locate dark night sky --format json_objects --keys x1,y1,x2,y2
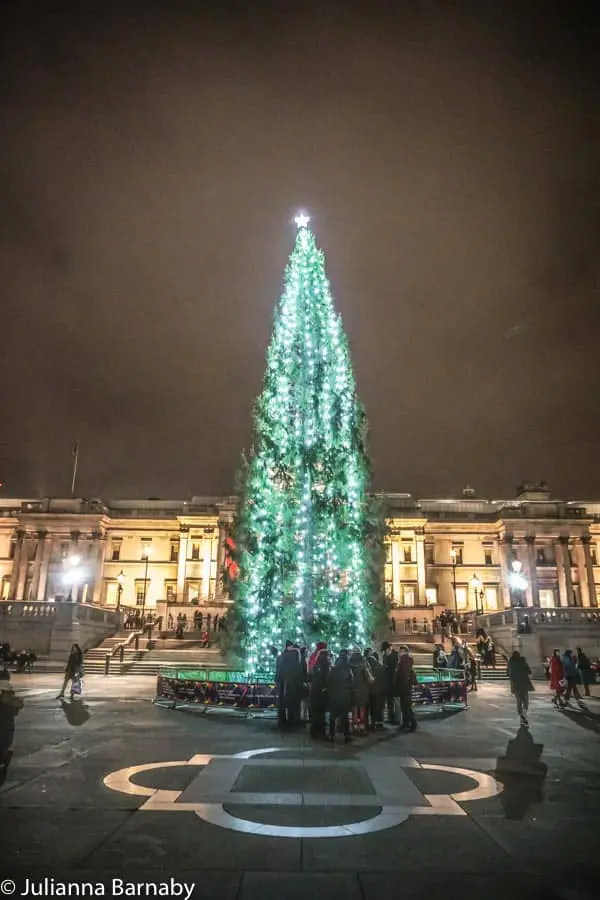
[{"x1": 1, "y1": 1, "x2": 598, "y2": 501}]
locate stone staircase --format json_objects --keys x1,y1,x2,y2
[
  {"x1": 82, "y1": 632, "x2": 229, "y2": 677},
  {"x1": 83, "y1": 632, "x2": 144, "y2": 675},
  {"x1": 124, "y1": 647, "x2": 228, "y2": 676}
]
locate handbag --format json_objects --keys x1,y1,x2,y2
[{"x1": 71, "y1": 675, "x2": 83, "y2": 697}]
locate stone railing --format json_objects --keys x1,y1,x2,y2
[{"x1": 478, "y1": 607, "x2": 600, "y2": 634}]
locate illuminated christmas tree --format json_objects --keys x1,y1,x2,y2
[{"x1": 230, "y1": 214, "x2": 379, "y2": 676}]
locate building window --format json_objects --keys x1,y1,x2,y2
[
  {"x1": 483, "y1": 545, "x2": 493, "y2": 566},
  {"x1": 1, "y1": 576, "x2": 10, "y2": 600},
  {"x1": 185, "y1": 579, "x2": 200, "y2": 603},
  {"x1": 140, "y1": 539, "x2": 152, "y2": 560},
  {"x1": 455, "y1": 586, "x2": 468, "y2": 610},
  {"x1": 28, "y1": 541, "x2": 38, "y2": 561},
  {"x1": 61, "y1": 542, "x2": 70, "y2": 560},
  {"x1": 425, "y1": 587, "x2": 437, "y2": 606},
  {"x1": 568, "y1": 548, "x2": 574, "y2": 567},
  {"x1": 591, "y1": 544, "x2": 598, "y2": 566},
  {"x1": 539, "y1": 589, "x2": 554, "y2": 609},
  {"x1": 9, "y1": 539, "x2": 16, "y2": 560},
  {"x1": 165, "y1": 581, "x2": 177, "y2": 602},
  {"x1": 425, "y1": 543, "x2": 434, "y2": 565},
  {"x1": 511, "y1": 548, "x2": 519, "y2": 562},
  {"x1": 451, "y1": 545, "x2": 463, "y2": 565},
  {"x1": 403, "y1": 543, "x2": 413, "y2": 563},
  {"x1": 484, "y1": 587, "x2": 498, "y2": 611},
  {"x1": 190, "y1": 543, "x2": 200, "y2": 561},
  {"x1": 536, "y1": 547, "x2": 546, "y2": 565},
  {"x1": 86, "y1": 542, "x2": 95, "y2": 559},
  {"x1": 384, "y1": 543, "x2": 392, "y2": 565},
  {"x1": 104, "y1": 582, "x2": 119, "y2": 607},
  {"x1": 111, "y1": 540, "x2": 122, "y2": 562},
  {"x1": 170, "y1": 541, "x2": 179, "y2": 562},
  {"x1": 135, "y1": 580, "x2": 150, "y2": 606},
  {"x1": 402, "y1": 585, "x2": 416, "y2": 607}
]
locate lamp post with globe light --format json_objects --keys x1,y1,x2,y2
[
  {"x1": 116, "y1": 571, "x2": 125, "y2": 611},
  {"x1": 470, "y1": 573, "x2": 484, "y2": 618},
  {"x1": 141, "y1": 546, "x2": 152, "y2": 624}
]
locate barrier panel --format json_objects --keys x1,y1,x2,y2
[{"x1": 154, "y1": 666, "x2": 468, "y2": 714}]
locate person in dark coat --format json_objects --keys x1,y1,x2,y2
[
  {"x1": 366, "y1": 650, "x2": 386, "y2": 729},
  {"x1": 506, "y1": 650, "x2": 534, "y2": 725},
  {"x1": 395, "y1": 645, "x2": 417, "y2": 731},
  {"x1": 381, "y1": 641, "x2": 399, "y2": 724},
  {"x1": 57, "y1": 644, "x2": 83, "y2": 699},
  {"x1": 576, "y1": 647, "x2": 592, "y2": 697},
  {"x1": 0, "y1": 668, "x2": 23, "y2": 772},
  {"x1": 275, "y1": 640, "x2": 304, "y2": 727},
  {"x1": 562, "y1": 649, "x2": 585, "y2": 708},
  {"x1": 309, "y1": 646, "x2": 330, "y2": 739},
  {"x1": 328, "y1": 650, "x2": 354, "y2": 743},
  {"x1": 349, "y1": 647, "x2": 371, "y2": 734}
]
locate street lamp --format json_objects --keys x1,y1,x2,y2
[
  {"x1": 470, "y1": 573, "x2": 484, "y2": 617},
  {"x1": 509, "y1": 559, "x2": 528, "y2": 607},
  {"x1": 116, "y1": 571, "x2": 125, "y2": 610},
  {"x1": 141, "y1": 545, "x2": 152, "y2": 623},
  {"x1": 449, "y1": 548, "x2": 458, "y2": 616}
]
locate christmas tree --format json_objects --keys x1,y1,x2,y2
[{"x1": 231, "y1": 214, "x2": 377, "y2": 676}]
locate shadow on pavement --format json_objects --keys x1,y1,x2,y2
[
  {"x1": 60, "y1": 699, "x2": 91, "y2": 726},
  {"x1": 495, "y1": 724, "x2": 547, "y2": 820},
  {"x1": 559, "y1": 705, "x2": 600, "y2": 734}
]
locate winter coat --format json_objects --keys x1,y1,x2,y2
[
  {"x1": 328, "y1": 658, "x2": 354, "y2": 718},
  {"x1": 309, "y1": 652, "x2": 330, "y2": 711},
  {"x1": 366, "y1": 656, "x2": 386, "y2": 696},
  {"x1": 65, "y1": 648, "x2": 83, "y2": 677},
  {"x1": 394, "y1": 654, "x2": 417, "y2": 695},
  {"x1": 276, "y1": 648, "x2": 304, "y2": 699},
  {"x1": 383, "y1": 649, "x2": 398, "y2": 688},
  {"x1": 433, "y1": 649, "x2": 447, "y2": 668},
  {"x1": 561, "y1": 653, "x2": 577, "y2": 681},
  {"x1": 349, "y1": 651, "x2": 371, "y2": 707},
  {"x1": 507, "y1": 654, "x2": 534, "y2": 693},
  {"x1": 549, "y1": 655, "x2": 564, "y2": 691}
]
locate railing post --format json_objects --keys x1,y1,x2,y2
[
  {"x1": 119, "y1": 645, "x2": 125, "y2": 663},
  {"x1": 135, "y1": 634, "x2": 140, "y2": 651},
  {"x1": 104, "y1": 653, "x2": 110, "y2": 676}
]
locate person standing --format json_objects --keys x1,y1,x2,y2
[
  {"x1": 575, "y1": 647, "x2": 592, "y2": 698},
  {"x1": 562, "y1": 649, "x2": 585, "y2": 707},
  {"x1": 348, "y1": 647, "x2": 371, "y2": 735},
  {"x1": 381, "y1": 641, "x2": 399, "y2": 724},
  {"x1": 0, "y1": 669, "x2": 23, "y2": 772},
  {"x1": 395, "y1": 645, "x2": 417, "y2": 731},
  {"x1": 507, "y1": 650, "x2": 534, "y2": 725},
  {"x1": 328, "y1": 650, "x2": 354, "y2": 743},
  {"x1": 549, "y1": 648, "x2": 565, "y2": 707},
  {"x1": 275, "y1": 640, "x2": 304, "y2": 727},
  {"x1": 57, "y1": 644, "x2": 83, "y2": 699},
  {"x1": 366, "y1": 650, "x2": 386, "y2": 729},
  {"x1": 308, "y1": 645, "x2": 330, "y2": 740}
]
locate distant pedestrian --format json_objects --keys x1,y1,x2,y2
[
  {"x1": 381, "y1": 641, "x2": 399, "y2": 724},
  {"x1": 575, "y1": 647, "x2": 592, "y2": 697},
  {"x1": 549, "y1": 648, "x2": 565, "y2": 708},
  {"x1": 57, "y1": 644, "x2": 83, "y2": 699},
  {"x1": 562, "y1": 649, "x2": 585, "y2": 708},
  {"x1": 394, "y1": 645, "x2": 417, "y2": 731},
  {"x1": 328, "y1": 650, "x2": 354, "y2": 743},
  {"x1": 507, "y1": 650, "x2": 534, "y2": 725},
  {"x1": 0, "y1": 669, "x2": 23, "y2": 772}
]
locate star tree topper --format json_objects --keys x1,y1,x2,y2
[{"x1": 294, "y1": 212, "x2": 310, "y2": 228}]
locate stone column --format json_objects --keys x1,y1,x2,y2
[
  {"x1": 581, "y1": 536, "x2": 597, "y2": 608},
  {"x1": 391, "y1": 540, "x2": 401, "y2": 606},
  {"x1": 525, "y1": 536, "x2": 539, "y2": 607},
  {"x1": 16, "y1": 534, "x2": 31, "y2": 600},
  {"x1": 30, "y1": 531, "x2": 46, "y2": 602},
  {"x1": 92, "y1": 535, "x2": 108, "y2": 605},
  {"x1": 499, "y1": 535, "x2": 512, "y2": 608},
  {"x1": 415, "y1": 530, "x2": 426, "y2": 606},
  {"x1": 8, "y1": 530, "x2": 25, "y2": 601},
  {"x1": 176, "y1": 528, "x2": 189, "y2": 602},
  {"x1": 557, "y1": 537, "x2": 574, "y2": 606},
  {"x1": 37, "y1": 534, "x2": 53, "y2": 602},
  {"x1": 216, "y1": 521, "x2": 228, "y2": 599}
]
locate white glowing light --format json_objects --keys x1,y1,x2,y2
[{"x1": 294, "y1": 212, "x2": 310, "y2": 228}]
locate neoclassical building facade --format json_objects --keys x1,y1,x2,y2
[{"x1": 0, "y1": 484, "x2": 598, "y2": 617}]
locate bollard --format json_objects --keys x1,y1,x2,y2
[
  {"x1": 104, "y1": 653, "x2": 110, "y2": 676},
  {"x1": 119, "y1": 644, "x2": 125, "y2": 663},
  {"x1": 134, "y1": 634, "x2": 140, "y2": 651}
]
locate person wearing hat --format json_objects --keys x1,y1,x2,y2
[
  {"x1": 381, "y1": 641, "x2": 398, "y2": 724},
  {"x1": 394, "y1": 645, "x2": 417, "y2": 731}
]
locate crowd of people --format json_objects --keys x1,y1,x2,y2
[
  {"x1": 0, "y1": 642, "x2": 37, "y2": 673},
  {"x1": 546, "y1": 647, "x2": 594, "y2": 707},
  {"x1": 274, "y1": 639, "x2": 418, "y2": 741}
]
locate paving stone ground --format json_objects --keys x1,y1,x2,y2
[{"x1": 1, "y1": 674, "x2": 599, "y2": 899}]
